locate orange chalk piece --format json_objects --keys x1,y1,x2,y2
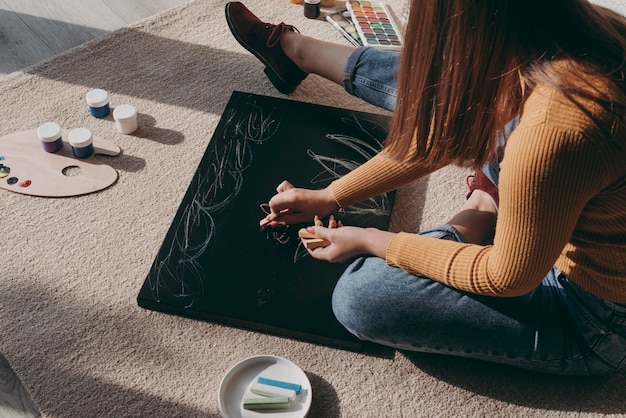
[
  {"x1": 259, "y1": 217, "x2": 271, "y2": 231},
  {"x1": 298, "y1": 229, "x2": 330, "y2": 249}
]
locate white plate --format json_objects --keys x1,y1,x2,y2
[{"x1": 218, "y1": 355, "x2": 312, "y2": 418}]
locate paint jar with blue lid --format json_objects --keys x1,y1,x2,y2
[
  {"x1": 36, "y1": 121, "x2": 64, "y2": 153},
  {"x1": 68, "y1": 128, "x2": 94, "y2": 159},
  {"x1": 85, "y1": 89, "x2": 110, "y2": 118}
]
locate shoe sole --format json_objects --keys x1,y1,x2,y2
[{"x1": 225, "y1": 3, "x2": 297, "y2": 94}]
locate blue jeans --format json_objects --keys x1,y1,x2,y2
[
  {"x1": 343, "y1": 47, "x2": 399, "y2": 112},
  {"x1": 336, "y1": 48, "x2": 626, "y2": 376}
]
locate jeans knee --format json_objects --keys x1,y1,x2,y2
[{"x1": 331, "y1": 257, "x2": 385, "y2": 338}]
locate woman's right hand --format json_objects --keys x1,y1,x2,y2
[{"x1": 261, "y1": 181, "x2": 340, "y2": 227}]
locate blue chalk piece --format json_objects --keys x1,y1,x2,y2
[{"x1": 257, "y1": 377, "x2": 302, "y2": 394}]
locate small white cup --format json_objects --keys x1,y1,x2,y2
[{"x1": 113, "y1": 104, "x2": 138, "y2": 134}]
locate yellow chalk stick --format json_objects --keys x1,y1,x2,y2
[
  {"x1": 298, "y1": 229, "x2": 330, "y2": 249},
  {"x1": 302, "y1": 238, "x2": 330, "y2": 249}
]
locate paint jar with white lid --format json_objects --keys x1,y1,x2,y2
[
  {"x1": 113, "y1": 104, "x2": 138, "y2": 134},
  {"x1": 304, "y1": 0, "x2": 320, "y2": 19},
  {"x1": 85, "y1": 89, "x2": 110, "y2": 118},
  {"x1": 37, "y1": 122, "x2": 63, "y2": 153},
  {"x1": 68, "y1": 128, "x2": 94, "y2": 159}
]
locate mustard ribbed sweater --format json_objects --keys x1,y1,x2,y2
[{"x1": 331, "y1": 84, "x2": 626, "y2": 302}]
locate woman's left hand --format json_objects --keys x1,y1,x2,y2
[{"x1": 302, "y1": 215, "x2": 394, "y2": 263}]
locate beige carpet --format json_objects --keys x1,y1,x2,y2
[{"x1": 1, "y1": 0, "x2": 625, "y2": 416}]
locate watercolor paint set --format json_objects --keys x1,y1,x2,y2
[{"x1": 345, "y1": 0, "x2": 403, "y2": 50}]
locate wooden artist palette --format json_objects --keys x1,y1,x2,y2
[{"x1": 0, "y1": 129, "x2": 120, "y2": 197}]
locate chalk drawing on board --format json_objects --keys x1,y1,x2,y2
[
  {"x1": 138, "y1": 91, "x2": 394, "y2": 349},
  {"x1": 147, "y1": 98, "x2": 282, "y2": 308}
]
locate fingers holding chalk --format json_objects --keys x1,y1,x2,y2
[
  {"x1": 259, "y1": 208, "x2": 292, "y2": 232},
  {"x1": 299, "y1": 215, "x2": 343, "y2": 249},
  {"x1": 314, "y1": 214, "x2": 341, "y2": 228},
  {"x1": 276, "y1": 180, "x2": 295, "y2": 193}
]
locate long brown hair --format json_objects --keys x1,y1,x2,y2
[{"x1": 384, "y1": 0, "x2": 626, "y2": 169}]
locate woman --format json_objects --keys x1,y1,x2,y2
[{"x1": 226, "y1": 0, "x2": 626, "y2": 376}]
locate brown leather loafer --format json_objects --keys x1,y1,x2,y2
[
  {"x1": 466, "y1": 170, "x2": 499, "y2": 207},
  {"x1": 225, "y1": 2, "x2": 308, "y2": 94}
]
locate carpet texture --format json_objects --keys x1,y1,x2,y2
[{"x1": 1, "y1": 0, "x2": 625, "y2": 416}]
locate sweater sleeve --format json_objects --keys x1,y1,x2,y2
[
  {"x1": 386, "y1": 88, "x2": 612, "y2": 296},
  {"x1": 331, "y1": 151, "x2": 443, "y2": 208}
]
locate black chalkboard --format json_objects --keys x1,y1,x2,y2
[{"x1": 137, "y1": 91, "x2": 394, "y2": 350}]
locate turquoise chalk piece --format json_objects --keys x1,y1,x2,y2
[
  {"x1": 250, "y1": 381, "x2": 296, "y2": 400},
  {"x1": 257, "y1": 377, "x2": 302, "y2": 394}
]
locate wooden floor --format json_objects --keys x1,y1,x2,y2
[
  {"x1": 0, "y1": 1, "x2": 188, "y2": 415},
  {"x1": 0, "y1": 0, "x2": 188, "y2": 76}
]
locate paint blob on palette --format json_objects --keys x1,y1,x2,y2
[{"x1": 346, "y1": 0, "x2": 403, "y2": 50}]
